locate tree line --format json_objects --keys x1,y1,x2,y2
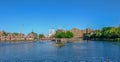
[{"x1": 85, "y1": 25, "x2": 120, "y2": 41}]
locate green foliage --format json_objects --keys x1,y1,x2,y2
[
  {"x1": 13, "y1": 32, "x2": 19, "y2": 35},
  {"x1": 55, "y1": 31, "x2": 74, "y2": 38},
  {"x1": 117, "y1": 25, "x2": 120, "y2": 37},
  {"x1": 87, "y1": 25, "x2": 120, "y2": 41},
  {"x1": 94, "y1": 30, "x2": 102, "y2": 38},
  {"x1": 55, "y1": 31, "x2": 66, "y2": 38},
  {"x1": 86, "y1": 34, "x2": 92, "y2": 38},
  {"x1": 39, "y1": 34, "x2": 44, "y2": 38},
  {"x1": 101, "y1": 27, "x2": 118, "y2": 38},
  {"x1": 2, "y1": 31, "x2": 8, "y2": 36},
  {"x1": 65, "y1": 31, "x2": 74, "y2": 38}
]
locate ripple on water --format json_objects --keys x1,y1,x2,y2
[{"x1": 0, "y1": 41, "x2": 120, "y2": 62}]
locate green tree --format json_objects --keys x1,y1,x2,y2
[
  {"x1": 85, "y1": 25, "x2": 120, "y2": 41},
  {"x1": 101, "y1": 27, "x2": 117, "y2": 38},
  {"x1": 86, "y1": 34, "x2": 92, "y2": 38},
  {"x1": 94, "y1": 30, "x2": 102, "y2": 38},
  {"x1": 117, "y1": 25, "x2": 120, "y2": 37},
  {"x1": 55, "y1": 31, "x2": 74, "y2": 38},
  {"x1": 85, "y1": 33, "x2": 92, "y2": 40},
  {"x1": 109, "y1": 27, "x2": 118, "y2": 38},
  {"x1": 39, "y1": 34, "x2": 44, "y2": 38},
  {"x1": 13, "y1": 32, "x2": 19, "y2": 35},
  {"x1": 2, "y1": 31, "x2": 8, "y2": 36},
  {"x1": 102, "y1": 27, "x2": 110, "y2": 38},
  {"x1": 65, "y1": 31, "x2": 74, "y2": 38},
  {"x1": 55, "y1": 32, "x2": 66, "y2": 38}
]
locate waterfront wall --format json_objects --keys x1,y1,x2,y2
[{"x1": 54, "y1": 38, "x2": 83, "y2": 42}]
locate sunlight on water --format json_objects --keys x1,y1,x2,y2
[{"x1": 0, "y1": 41, "x2": 120, "y2": 62}]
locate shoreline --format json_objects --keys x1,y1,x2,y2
[
  {"x1": 87, "y1": 38, "x2": 120, "y2": 42},
  {"x1": 0, "y1": 38, "x2": 120, "y2": 42}
]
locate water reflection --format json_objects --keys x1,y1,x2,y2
[
  {"x1": 53, "y1": 41, "x2": 65, "y2": 48},
  {"x1": 0, "y1": 41, "x2": 120, "y2": 62}
]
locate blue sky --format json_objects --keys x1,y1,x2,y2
[{"x1": 0, "y1": 0, "x2": 120, "y2": 35}]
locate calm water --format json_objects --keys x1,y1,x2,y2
[{"x1": 0, "y1": 40, "x2": 120, "y2": 62}]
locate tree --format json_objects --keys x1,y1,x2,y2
[
  {"x1": 2, "y1": 31, "x2": 8, "y2": 36},
  {"x1": 94, "y1": 30, "x2": 102, "y2": 38},
  {"x1": 55, "y1": 31, "x2": 66, "y2": 38},
  {"x1": 39, "y1": 34, "x2": 44, "y2": 38},
  {"x1": 102, "y1": 27, "x2": 112, "y2": 38},
  {"x1": 65, "y1": 31, "x2": 74, "y2": 38},
  {"x1": 84, "y1": 25, "x2": 120, "y2": 41},
  {"x1": 84, "y1": 33, "x2": 92, "y2": 40},
  {"x1": 13, "y1": 32, "x2": 19, "y2": 35},
  {"x1": 109, "y1": 27, "x2": 118, "y2": 38},
  {"x1": 117, "y1": 25, "x2": 120, "y2": 37},
  {"x1": 103, "y1": 27, "x2": 118, "y2": 38},
  {"x1": 55, "y1": 31, "x2": 74, "y2": 38}
]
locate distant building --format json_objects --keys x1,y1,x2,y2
[
  {"x1": 70, "y1": 28, "x2": 84, "y2": 38},
  {"x1": 6, "y1": 33, "x2": 12, "y2": 41},
  {"x1": 0, "y1": 28, "x2": 93, "y2": 41},
  {"x1": 48, "y1": 29, "x2": 56, "y2": 37},
  {"x1": 1, "y1": 36, "x2": 6, "y2": 41},
  {"x1": 0, "y1": 31, "x2": 7, "y2": 41},
  {"x1": 85, "y1": 28, "x2": 92, "y2": 34},
  {"x1": 26, "y1": 32, "x2": 38, "y2": 40},
  {"x1": 5, "y1": 33, "x2": 25, "y2": 41},
  {"x1": 16, "y1": 34, "x2": 25, "y2": 40},
  {"x1": 56, "y1": 29, "x2": 65, "y2": 32},
  {"x1": 70, "y1": 28, "x2": 93, "y2": 38},
  {"x1": 83, "y1": 28, "x2": 93, "y2": 34},
  {"x1": 10, "y1": 34, "x2": 16, "y2": 41}
]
